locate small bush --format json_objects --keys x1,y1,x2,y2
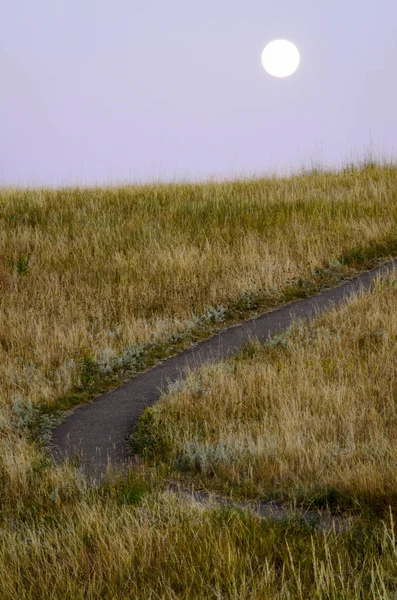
[
  {"x1": 79, "y1": 348, "x2": 98, "y2": 388},
  {"x1": 130, "y1": 408, "x2": 172, "y2": 460},
  {"x1": 117, "y1": 480, "x2": 149, "y2": 506},
  {"x1": 16, "y1": 253, "x2": 30, "y2": 276}
]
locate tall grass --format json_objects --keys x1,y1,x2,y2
[
  {"x1": 1, "y1": 163, "x2": 397, "y2": 419},
  {"x1": 0, "y1": 458, "x2": 397, "y2": 599},
  {"x1": 2, "y1": 164, "x2": 397, "y2": 597},
  {"x1": 137, "y1": 273, "x2": 397, "y2": 512}
]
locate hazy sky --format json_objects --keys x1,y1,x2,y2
[{"x1": 1, "y1": 0, "x2": 397, "y2": 186}]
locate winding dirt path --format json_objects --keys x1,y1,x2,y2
[{"x1": 52, "y1": 258, "x2": 397, "y2": 478}]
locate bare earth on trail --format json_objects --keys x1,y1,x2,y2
[{"x1": 52, "y1": 258, "x2": 397, "y2": 478}]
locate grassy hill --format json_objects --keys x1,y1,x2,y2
[
  {"x1": 1, "y1": 163, "x2": 397, "y2": 598},
  {"x1": 138, "y1": 274, "x2": 397, "y2": 514},
  {"x1": 2, "y1": 163, "x2": 397, "y2": 415}
]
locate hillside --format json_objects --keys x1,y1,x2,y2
[{"x1": 1, "y1": 163, "x2": 397, "y2": 598}]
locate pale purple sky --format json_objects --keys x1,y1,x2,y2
[{"x1": 1, "y1": 0, "x2": 397, "y2": 186}]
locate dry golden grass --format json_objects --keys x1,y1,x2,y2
[
  {"x1": 142, "y1": 273, "x2": 397, "y2": 510},
  {"x1": 1, "y1": 163, "x2": 397, "y2": 419},
  {"x1": 2, "y1": 164, "x2": 397, "y2": 598},
  {"x1": 0, "y1": 436, "x2": 397, "y2": 599}
]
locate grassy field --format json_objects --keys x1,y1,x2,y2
[
  {"x1": 2, "y1": 162, "x2": 397, "y2": 419},
  {"x1": 1, "y1": 281, "x2": 397, "y2": 598},
  {"x1": 135, "y1": 274, "x2": 397, "y2": 514},
  {"x1": 2, "y1": 163, "x2": 397, "y2": 598}
]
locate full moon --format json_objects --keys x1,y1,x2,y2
[{"x1": 261, "y1": 40, "x2": 300, "y2": 78}]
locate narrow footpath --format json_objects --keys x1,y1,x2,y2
[{"x1": 52, "y1": 258, "x2": 397, "y2": 478}]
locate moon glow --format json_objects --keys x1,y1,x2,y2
[{"x1": 261, "y1": 40, "x2": 300, "y2": 78}]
